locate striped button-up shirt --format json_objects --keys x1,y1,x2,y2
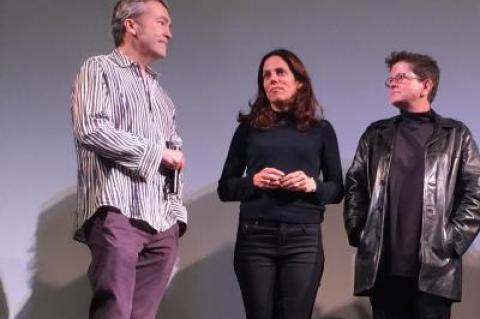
[{"x1": 71, "y1": 49, "x2": 187, "y2": 242}]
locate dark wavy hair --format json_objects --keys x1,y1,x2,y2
[
  {"x1": 238, "y1": 49, "x2": 323, "y2": 130},
  {"x1": 385, "y1": 50, "x2": 440, "y2": 103}
]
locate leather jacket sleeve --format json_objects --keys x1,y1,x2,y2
[
  {"x1": 344, "y1": 131, "x2": 371, "y2": 247},
  {"x1": 446, "y1": 127, "x2": 480, "y2": 257}
]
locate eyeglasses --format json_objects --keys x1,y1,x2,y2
[{"x1": 384, "y1": 72, "x2": 421, "y2": 88}]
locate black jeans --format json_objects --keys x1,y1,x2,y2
[
  {"x1": 234, "y1": 220, "x2": 324, "y2": 319},
  {"x1": 370, "y1": 276, "x2": 452, "y2": 319}
]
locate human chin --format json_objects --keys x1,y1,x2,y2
[
  {"x1": 390, "y1": 98, "x2": 407, "y2": 110},
  {"x1": 389, "y1": 92, "x2": 402, "y2": 105},
  {"x1": 267, "y1": 92, "x2": 282, "y2": 103},
  {"x1": 157, "y1": 49, "x2": 167, "y2": 58},
  {"x1": 155, "y1": 43, "x2": 168, "y2": 58},
  {"x1": 274, "y1": 90, "x2": 295, "y2": 101}
]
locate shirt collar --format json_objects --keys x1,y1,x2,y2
[{"x1": 111, "y1": 49, "x2": 160, "y2": 78}]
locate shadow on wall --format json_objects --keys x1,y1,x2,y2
[
  {"x1": 15, "y1": 191, "x2": 91, "y2": 319},
  {"x1": 312, "y1": 202, "x2": 371, "y2": 319},
  {"x1": 158, "y1": 245, "x2": 243, "y2": 319},
  {"x1": 454, "y1": 252, "x2": 480, "y2": 318},
  {"x1": 0, "y1": 278, "x2": 8, "y2": 319},
  {"x1": 14, "y1": 187, "x2": 480, "y2": 319},
  {"x1": 157, "y1": 189, "x2": 243, "y2": 319},
  {"x1": 313, "y1": 301, "x2": 370, "y2": 319}
]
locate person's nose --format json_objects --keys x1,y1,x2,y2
[
  {"x1": 164, "y1": 26, "x2": 172, "y2": 40},
  {"x1": 269, "y1": 74, "x2": 279, "y2": 84},
  {"x1": 389, "y1": 81, "x2": 399, "y2": 89}
]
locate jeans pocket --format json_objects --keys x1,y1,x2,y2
[
  {"x1": 239, "y1": 222, "x2": 251, "y2": 235},
  {"x1": 237, "y1": 222, "x2": 255, "y2": 241},
  {"x1": 300, "y1": 224, "x2": 320, "y2": 236}
]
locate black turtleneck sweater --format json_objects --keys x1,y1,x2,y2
[
  {"x1": 217, "y1": 115, "x2": 344, "y2": 224},
  {"x1": 386, "y1": 110, "x2": 434, "y2": 277}
]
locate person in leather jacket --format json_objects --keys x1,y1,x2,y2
[{"x1": 344, "y1": 51, "x2": 480, "y2": 319}]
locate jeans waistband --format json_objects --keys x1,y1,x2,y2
[{"x1": 241, "y1": 219, "x2": 282, "y2": 228}]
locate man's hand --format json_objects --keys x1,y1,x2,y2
[
  {"x1": 162, "y1": 149, "x2": 185, "y2": 170},
  {"x1": 280, "y1": 171, "x2": 316, "y2": 193},
  {"x1": 253, "y1": 167, "x2": 285, "y2": 190}
]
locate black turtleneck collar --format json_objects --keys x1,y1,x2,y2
[
  {"x1": 276, "y1": 111, "x2": 294, "y2": 125},
  {"x1": 400, "y1": 109, "x2": 434, "y2": 123}
]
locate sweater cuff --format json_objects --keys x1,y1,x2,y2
[
  {"x1": 243, "y1": 175, "x2": 258, "y2": 200},
  {"x1": 311, "y1": 179, "x2": 325, "y2": 203}
]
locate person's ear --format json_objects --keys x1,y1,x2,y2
[
  {"x1": 124, "y1": 18, "x2": 137, "y2": 36},
  {"x1": 421, "y1": 79, "x2": 433, "y2": 99}
]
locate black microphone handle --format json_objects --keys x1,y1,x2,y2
[
  {"x1": 170, "y1": 144, "x2": 180, "y2": 194},
  {"x1": 173, "y1": 169, "x2": 179, "y2": 194}
]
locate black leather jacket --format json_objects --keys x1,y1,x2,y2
[{"x1": 344, "y1": 111, "x2": 480, "y2": 301}]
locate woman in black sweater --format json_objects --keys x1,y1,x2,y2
[{"x1": 217, "y1": 49, "x2": 344, "y2": 319}]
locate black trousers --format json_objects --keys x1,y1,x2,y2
[
  {"x1": 234, "y1": 220, "x2": 324, "y2": 319},
  {"x1": 370, "y1": 276, "x2": 452, "y2": 319}
]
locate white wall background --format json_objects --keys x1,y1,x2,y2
[{"x1": 1, "y1": 0, "x2": 480, "y2": 318}]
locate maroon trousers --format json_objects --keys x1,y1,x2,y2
[{"x1": 85, "y1": 209, "x2": 178, "y2": 319}]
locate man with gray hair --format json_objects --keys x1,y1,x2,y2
[{"x1": 71, "y1": 1, "x2": 187, "y2": 318}]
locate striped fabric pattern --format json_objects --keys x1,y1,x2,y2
[{"x1": 71, "y1": 49, "x2": 187, "y2": 242}]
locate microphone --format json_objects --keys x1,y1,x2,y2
[{"x1": 167, "y1": 135, "x2": 182, "y2": 195}]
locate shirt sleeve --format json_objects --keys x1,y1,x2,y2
[
  {"x1": 168, "y1": 170, "x2": 188, "y2": 236},
  {"x1": 71, "y1": 58, "x2": 163, "y2": 181},
  {"x1": 447, "y1": 126, "x2": 480, "y2": 256},
  {"x1": 217, "y1": 123, "x2": 258, "y2": 202},
  {"x1": 343, "y1": 129, "x2": 371, "y2": 247},
  {"x1": 311, "y1": 120, "x2": 344, "y2": 204},
  {"x1": 165, "y1": 101, "x2": 188, "y2": 232}
]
